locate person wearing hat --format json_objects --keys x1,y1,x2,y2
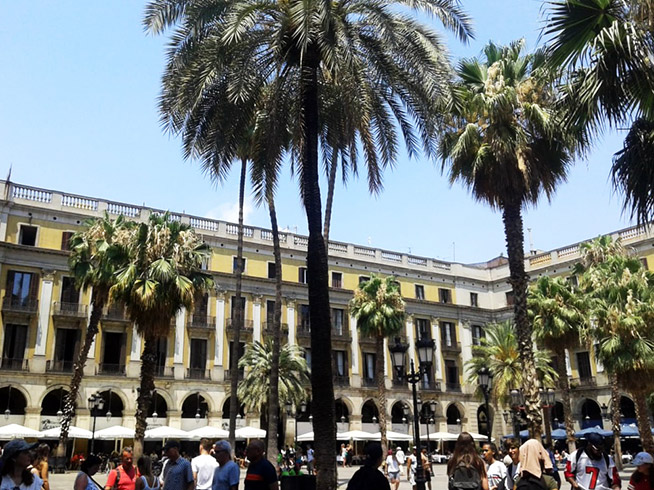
[
  {"x1": 0, "y1": 439, "x2": 42, "y2": 490},
  {"x1": 104, "y1": 447, "x2": 138, "y2": 490},
  {"x1": 211, "y1": 441, "x2": 239, "y2": 490},
  {"x1": 564, "y1": 433, "x2": 620, "y2": 490},
  {"x1": 161, "y1": 440, "x2": 194, "y2": 490},
  {"x1": 346, "y1": 442, "x2": 390, "y2": 490},
  {"x1": 628, "y1": 452, "x2": 654, "y2": 490}
]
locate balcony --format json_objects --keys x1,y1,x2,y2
[
  {"x1": 263, "y1": 322, "x2": 289, "y2": 333},
  {"x1": 0, "y1": 358, "x2": 29, "y2": 371},
  {"x1": 96, "y1": 363, "x2": 126, "y2": 376},
  {"x1": 2, "y1": 296, "x2": 38, "y2": 315},
  {"x1": 226, "y1": 318, "x2": 254, "y2": 331},
  {"x1": 445, "y1": 382, "x2": 462, "y2": 392},
  {"x1": 154, "y1": 365, "x2": 175, "y2": 378},
  {"x1": 52, "y1": 302, "x2": 88, "y2": 318},
  {"x1": 189, "y1": 315, "x2": 215, "y2": 330},
  {"x1": 296, "y1": 325, "x2": 311, "y2": 338},
  {"x1": 421, "y1": 381, "x2": 442, "y2": 392},
  {"x1": 186, "y1": 367, "x2": 210, "y2": 380},
  {"x1": 46, "y1": 360, "x2": 74, "y2": 373},
  {"x1": 362, "y1": 377, "x2": 377, "y2": 388},
  {"x1": 332, "y1": 325, "x2": 351, "y2": 340},
  {"x1": 571, "y1": 376, "x2": 597, "y2": 388},
  {"x1": 224, "y1": 369, "x2": 244, "y2": 381},
  {"x1": 441, "y1": 341, "x2": 462, "y2": 354},
  {"x1": 334, "y1": 375, "x2": 350, "y2": 386},
  {"x1": 102, "y1": 306, "x2": 131, "y2": 323}
]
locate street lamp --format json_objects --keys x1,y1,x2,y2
[
  {"x1": 389, "y1": 336, "x2": 435, "y2": 490},
  {"x1": 508, "y1": 388, "x2": 525, "y2": 439},
  {"x1": 286, "y1": 400, "x2": 307, "y2": 448},
  {"x1": 4, "y1": 385, "x2": 12, "y2": 420},
  {"x1": 88, "y1": 392, "x2": 105, "y2": 454},
  {"x1": 477, "y1": 367, "x2": 493, "y2": 443},
  {"x1": 539, "y1": 388, "x2": 556, "y2": 447}
]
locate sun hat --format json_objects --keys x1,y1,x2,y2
[
  {"x1": 1, "y1": 439, "x2": 38, "y2": 460},
  {"x1": 633, "y1": 452, "x2": 654, "y2": 466},
  {"x1": 214, "y1": 440, "x2": 231, "y2": 453}
]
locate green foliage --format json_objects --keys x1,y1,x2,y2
[
  {"x1": 465, "y1": 322, "x2": 557, "y2": 405},
  {"x1": 237, "y1": 340, "x2": 310, "y2": 412},
  {"x1": 349, "y1": 275, "x2": 405, "y2": 340}
]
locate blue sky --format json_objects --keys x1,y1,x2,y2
[{"x1": 0, "y1": 1, "x2": 632, "y2": 264}]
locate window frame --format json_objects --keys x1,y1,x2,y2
[{"x1": 18, "y1": 224, "x2": 38, "y2": 247}]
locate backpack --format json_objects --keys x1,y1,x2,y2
[
  {"x1": 515, "y1": 474, "x2": 548, "y2": 490},
  {"x1": 448, "y1": 464, "x2": 482, "y2": 490}
]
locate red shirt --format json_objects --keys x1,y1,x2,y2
[
  {"x1": 105, "y1": 464, "x2": 139, "y2": 490},
  {"x1": 628, "y1": 472, "x2": 652, "y2": 490}
]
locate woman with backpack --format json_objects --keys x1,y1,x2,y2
[
  {"x1": 513, "y1": 439, "x2": 557, "y2": 490},
  {"x1": 447, "y1": 432, "x2": 489, "y2": 490}
]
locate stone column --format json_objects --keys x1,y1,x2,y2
[
  {"x1": 286, "y1": 300, "x2": 296, "y2": 346},
  {"x1": 349, "y1": 313, "x2": 360, "y2": 387},
  {"x1": 127, "y1": 330, "x2": 142, "y2": 378},
  {"x1": 215, "y1": 293, "x2": 226, "y2": 367},
  {"x1": 253, "y1": 295, "x2": 262, "y2": 342},
  {"x1": 431, "y1": 317, "x2": 443, "y2": 381},
  {"x1": 173, "y1": 308, "x2": 186, "y2": 380},
  {"x1": 406, "y1": 315, "x2": 416, "y2": 366},
  {"x1": 33, "y1": 270, "x2": 55, "y2": 373}
]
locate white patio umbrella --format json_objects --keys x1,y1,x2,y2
[
  {"x1": 235, "y1": 426, "x2": 266, "y2": 439},
  {"x1": 420, "y1": 431, "x2": 459, "y2": 441},
  {"x1": 41, "y1": 426, "x2": 92, "y2": 439},
  {"x1": 336, "y1": 430, "x2": 377, "y2": 441},
  {"x1": 467, "y1": 432, "x2": 495, "y2": 442},
  {"x1": 187, "y1": 426, "x2": 229, "y2": 439},
  {"x1": 93, "y1": 425, "x2": 135, "y2": 440},
  {"x1": 385, "y1": 431, "x2": 414, "y2": 441},
  {"x1": 144, "y1": 426, "x2": 191, "y2": 440},
  {"x1": 297, "y1": 431, "x2": 314, "y2": 442},
  {"x1": 0, "y1": 424, "x2": 43, "y2": 439}
]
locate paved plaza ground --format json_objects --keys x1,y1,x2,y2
[{"x1": 48, "y1": 462, "x2": 636, "y2": 489}]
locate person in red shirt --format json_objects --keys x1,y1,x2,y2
[
  {"x1": 104, "y1": 447, "x2": 139, "y2": 490},
  {"x1": 629, "y1": 452, "x2": 654, "y2": 490}
]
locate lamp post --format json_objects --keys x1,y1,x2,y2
[
  {"x1": 509, "y1": 388, "x2": 525, "y2": 439},
  {"x1": 389, "y1": 336, "x2": 435, "y2": 490},
  {"x1": 88, "y1": 392, "x2": 105, "y2": 454},
  {"x1": 539, "y1": 388, "x2": 556, "y2": 447},
  {"x1": 477, "y1": 367, "x2": 493, "y2": 443},
  {"x1": 286, "y1": 400, "x2": 307, "y2": 448}
]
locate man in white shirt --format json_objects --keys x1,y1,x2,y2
[
  {"x1": 192, "y1": 438, "x2": 219, "y2": 490},
  {"x1": 395, "y1": 447, "x2": 405, "y2": 476},
  {"x1": 564, "y1": 433, "x2": 621, "y2": 490}
]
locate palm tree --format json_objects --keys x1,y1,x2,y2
[
  {"x1": 237, "y1": 341, "x2": 310, "y2": 415},
  {"x1": 577, "y1": 237, "x2": 654, "y2": 453},
  {"x1": 110, "y1": 213, "x2": 213, "y2": 458},
  {"x1": 544, "y1": 0, "x2": 654, "y2": 224},
  {"x1": 528, "y1": 276, "x2": 585, "y2": 452},
  {"x1": 144, "y1": 2, "x2": 472, "y2": 486},
  {"x1": 57, "y1": 214, "x2": 131, "y2": 460},
  {"x1": 349, "y1": 275, "x2": 405, "y2": 451},
  {"x1": 439, "y1": 39, "x2": 580, "y2": 437}
]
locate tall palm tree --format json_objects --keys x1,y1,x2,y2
[
  {"x1": 544, "y1": 0, "x2": 654, "y2": 223},
  {"x1": 528, "y1": 276, "x2": 585, "y2": 452},
  {"x1": 577, "y1": 237, "x2": 654, "y2": 453},
  {"x1": 110, "y1": 213, "x2": 213, "y2": 458},
  {"x1": 57, "y1": 214, "x2": 131, "y2": 459},
  {"x1": 144, "y1": 2, "x2": 472, "y2": 486},
  {"x1": 439, "y1": 40, "x2": 580, "y2": 437},
  {"x1": 349, "y1": 275, "x2": 405, "y2": 451},
  {"x1": 237, "y1": 341, "x2": 310, "y2": 415}
]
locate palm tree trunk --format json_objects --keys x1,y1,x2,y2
[
  {"x1": 375, "y1": 335, "x2": 388, "y2": 452},
  {"x1": 266, "y1": 192, "x2": 283, "y2": 465},
  {"x1": 229, "y1": 157, "x2": 247, "y2": 454},
  {"x1": 134, "y1": 336, "x2": 157, "y2": 459},
  {"x1": 301, "y1": 53, "x2": 336, "y2": 490},
  {"x1": 501, "y1": 201, "x2": 542, "y2": 438},
  {"x1": 57, "y1": 291, "x2": 106, "y2": 460},
  {"x1": 323, "y1": 150, "x2": 338, "y2": 244},
  {"x1": 554, "y1": 345, "x2": 576, "y2": 453},
  {"x1": 633, "y1": 389, "x2": 654, "y2": 453},
  {"x1": 609, "y1": 373, "x2": 623, "y2": 470}
]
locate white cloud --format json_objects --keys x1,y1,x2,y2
[{"x1": 204, "y1": 198, "x2": 255, "y2": 224}]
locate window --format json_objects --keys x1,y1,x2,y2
[
  {"x1": 232, "y1": 256, "x2": 246, "y2": 274},
  {"x1": 194, "y1": 293, "x2": 209, "y2": 316},
  {"x1": 2, "y1": 324, "x2": 27, "y2": 369},
  {"x1": 267, "y1": 262, "x2": 276, "y2": 279},
  {"x1": 299, "y1": 304, "x2": 311, "y2": 331},
  {"x1": 53, "y1": 328, "x2": 80, "y2": 371},
  {"x1": 332, "y1": 308, "x2": 345, "y2": 335},
  {"x1": 391, "y1": 280, "x2": 401, "y2": 293},
  {"x1": 230, "y1": 296, "x2": 246, "y2": 321},
  {"x1": 6, "y1": 270, "x2": 37, "y2": 306},
  {"x1": 445, "y1": 359, "x2": 459, "y2": 387},
  {"x1": 472, "y1": 325, "x2": 485, "y2": 346},
  {"x1": 358, "y1": 276, "x2": 370, "y2": 285},
  {"x1": 229, "y1": 341, "x2": 246, "y2": 376},
  {"x1": 18, "y1": 225, "x2": 37, "y2": 246},
  {"x1": 440, "y1": 321, "x2": 456, "y2": 347},
  {"x1": 154, "y1": 337, "x2": 168, "y2": 376},
  {"x1": 60, "y1": 277, "x2": 79, "y2": 305},
  {"x1": 421, "y1": 365, "x2": 433, "y2": 389},
  {"x1": 333, "y1": 350, "x2": 348, "y2": 376},
  {"x1": 298, "y1": 267, "x2": 307, "y2": 284},
  {"x1": 505, "y1": 291, "x2": 515, "y2": 306},
  {"x1": 415, "y1": 318, "x2": 431, "y2": 340},
  {"x1": 189, "y1": 338, "x2": 208, "y2": 377},
  {"x1": 438, "y1": 288, "x2": 451, "y2": 303},
  {"x1": 576, "y1": 351, "x2": 592, "y2": 380},
  {"x1": 266, "y1": 300, "x2": 276, "y2": 325},
  {"x1": 567, "y1": 275, "x2": 579, "y2": 288},
  {"x1": 364, "y1": 353, "x2": 376, "y2": 380},
  {"x1": 470, "y1": 292, "x2": 478, "y2": 307},
  {"x1": 641, "y1": 257, "x2": 649, "y2": 270},
  {"x1": 201, "y1": 255, "x2": 210, "y2": 271},
  {"x1": 415, "y1": 285, "x2": 425, "y2": 300},
  {"x1": 61, "y1": 231, "x2": 74, "y2": 251},
  {"x1": 304, "y1": 348, "x2": 311, "y2": 371},
  {"x1": 100, "y1": 332, "x2": 126, "y2": 373},
  {"x1": 331, "y1": 272, "x2": 343, "y2": 289}
]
